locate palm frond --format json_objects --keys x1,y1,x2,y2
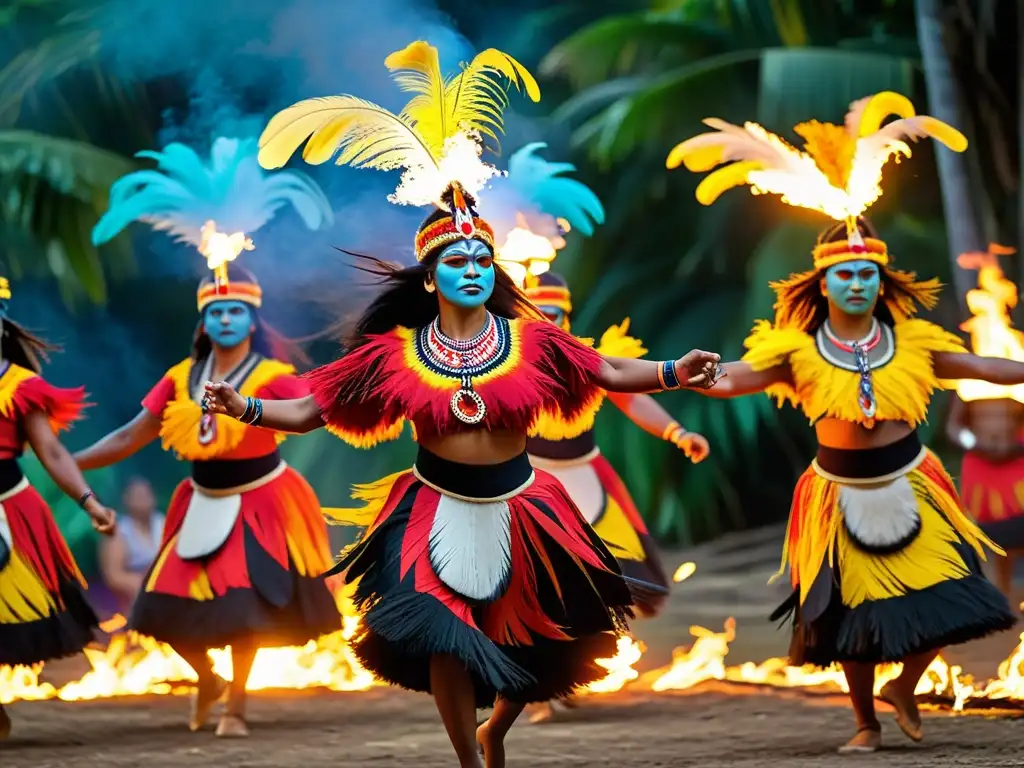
[
  {"x1": 94, "y1": 137, "x2": 333, "y2": 248},
  {"x1": 0, "y1": 130, "x2": 136, "y2": 303}
]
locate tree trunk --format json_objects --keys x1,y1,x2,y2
[{"x1": 915, "y1": 0, "x2": 983, "y2": 318}]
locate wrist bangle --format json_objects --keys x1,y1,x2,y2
[
  {"x1": 239, "y1": 397, "x2": 263, "y2": 426},
  {"x1": 659, "y1": 360, "x2": 681, "y2": 391},
  {"x1": 78, "y1": 490, "x2": 96, "y2": 509},
  {"x1": 662, "y1": 422, "x2": 684, "y2": 442}
]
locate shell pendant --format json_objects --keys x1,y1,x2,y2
[{"x1": 450, "y1": 375, "x2": 486, "y2": 425}]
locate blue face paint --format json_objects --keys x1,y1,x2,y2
[
  {"x1": 433, "y1": 240, "x2": 495, "y2": 309},
  {"x1": 203, "y1": 300, "x2": 254, "y2": 348},
  {"x1": 825, "y1": 260, "x2": 881, "y2": 316}
]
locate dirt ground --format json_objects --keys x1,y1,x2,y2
[{"x1": 4, "y1": 685, "x2": 1024, "y2": 767}]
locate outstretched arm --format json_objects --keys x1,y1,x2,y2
[
  {"x1": 202, "y1": 383, "x2": 324, "y2": 434},
  {"x1": 596, "y1": 350, "x2": 723, "y2": 394},
  {"x1": 607, "y1": 391, "x2": 710, "y2": 463},
  {"x1": 934, "y1": 352, "x2": 1024, "y2": 386},
  {"x1": 74, "y1": 409, "x2": 162, "y2": 470},
  {"x1": 944, "y1": 393, "x2": 975, "y2": 450},
  {"x1": 695, "y1": 361, "x2": 791, "y2": 398},
  {"x1": 25, "y1": 410, "x2": 116, "y2": 534}
]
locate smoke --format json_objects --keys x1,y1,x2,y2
[{"x1": 84, "y1": 0, "x2": 510, "y2": 312}]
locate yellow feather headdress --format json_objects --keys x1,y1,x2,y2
[
  {"x1": 667, "y1": 92, "x2": 963, "y2": 331},
  {"x1": 257, "y1": 41, "x2": 540, "y2": 208},
  {"x1": 667, "y1": 91, "x2": 967, "y2": 268}
]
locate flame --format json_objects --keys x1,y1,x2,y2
[
  {"x1": 743, "y1": 122, "x2": 911, "y2": 222},
  {"x1": 199, "y1": 220, "x2": 254, "y2": 288},
  {"x1": 955, "y1": 246, "x2": 1024, "y2": 403},
  {"x1": 0, "y1": 616, "x2": 373, "y2": 704},
  {"x1": 672, "y1": 561, "x2": 697, "y2": 583},
  {"x1": 649, "y1": 619, "x2": 1024, "y2": 713},
  {"x1": 495, "y1": 226, "x2": 557, "y2": 288},
  {"x1": 582, "y1": 635, "x2": 645, "y2": 694}
]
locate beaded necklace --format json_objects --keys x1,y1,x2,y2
[
  {"x1": 821, "y1": 319, "x2": 881, "y2": 425},
  {"x1": 418, "y1": 313, "x2": 509, "y2": 424}
]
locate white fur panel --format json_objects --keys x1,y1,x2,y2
[
  {"x1": 839, "y1": 476, "x2": 920, "y2": 549},
  {"x1": 428, "y1": 495, "x2": 512, "y2": 602},
  {"x1": 538, "y1": 463, "x2": 604, "y2": 524},
  {"x1": 177, "y1": 490, "x2": 242, "y2": 560}
]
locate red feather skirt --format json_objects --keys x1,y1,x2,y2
[
  {"x1": 333, "y1": 449, "x2": 634, "y2": 707},
  {"x1": 0, "y1": 477, "x2": 98, "y2": 666},
  {"x1": 530, "y1": 446, "x2": 670, "y2": 618},
  {"x1": 131, "y1": 461, "x2": 340, "y2": 649},
  {"x1": 961, "y1": 451, "x2": 1024, "y2": 548}
]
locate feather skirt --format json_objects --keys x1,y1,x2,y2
[
  {"x1": 961, "y1": 452, "x2": 1024, "y2": 549},
  {"x1": 773, "y1": 446, "x2": 1016, "y2": 667},
  {"x1": 530, "y1": 450, "x2": 669, "y2": 617},
  {"x1": 131, "y1": 464, "x2": 341, "y2": 649},
  {"x1": 0, "y1": 479, "x2": 98, "y2": 666},
  {"x1": 331, "y1": 452, "x2": 634, "y2": 707}
]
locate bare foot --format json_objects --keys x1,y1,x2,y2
[
  {"x1": 476, "y1": 720, "x2": 505, "y2": 768},
  {"x1": 559, "y1": 695, "x2": 580, "y2": 709},
  {"x1": 0, "y1": 704, "x2": 10, "y2": 740},
  {"x1": 527, "y1": 701, "x2": 556, "y2": 724},
  {"x1": 837, "y1": 727, "x2": 881, "y2": 754},
  {"x1": 188, "y1": 675, "x2": 228, "y2": 732},
  {"x1": 215, "y1": 714, "x2": 250, "y2": 738},
  {"x1": 879, "y1": 680, "x2": 923, "y2": 742}
]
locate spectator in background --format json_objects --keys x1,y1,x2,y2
[{"x1": 99, "y1": 477, "x2": 165, "y2": 613}]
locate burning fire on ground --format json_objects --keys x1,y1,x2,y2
[{"x1": 4, "y1": 563, "x2": 1024, "y2": 713}]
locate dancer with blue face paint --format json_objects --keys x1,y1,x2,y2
[
  {"x1": 76, "y1": 137, "x2": 337, "y2": 738},
  {"x1": 205, "y1": 40, "x2": 725, "y2": 767},
  {"x1": 671, "y1": 91, "x2": 1024, "y2": 755}
]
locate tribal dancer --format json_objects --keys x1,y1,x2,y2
[
  {"x1": 77, "y1": 138, "x2": 336, "y2": 738},
  {"x1": 202, "y1": 41, "x2": 721, "y2": 768},
  {"x1": 493, "y1": 144, "x2": 709, "y2": 723},
  {"x1": 497, "y1": 143, "x2": 710, "y2": 615},
  {"x1": 946, "y1": 246, "x2": 1024, "y2": 599},
  {"x1": 669, "y1": 92, "x2": 1018, "y2": 753},
  {"x1": 0, "y1": 274, "x2": 116, "y2": 740}
]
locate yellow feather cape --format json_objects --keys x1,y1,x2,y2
[
  {"x1": 157, "y1": 357, "x2": 296, "y2": 460},
  {"x1": 742, "y1": 318, "x2": 965, "y2": 427}
]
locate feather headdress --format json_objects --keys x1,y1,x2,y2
[
  {"x1": 493, "y1": 142, "x2": 605, "y2": 288},
  {"x1": 257, "y1": 40, "x2": 540, "y2": 213},
  {"x1": 668, "y1": 93, "x2": 964, "y2": 331},
  {"x1": 92, "y1": 137, "x2": 333, "y2": 306},
  {"x1": 667, "y1": 91, "x2": 967, "y2": 268}
]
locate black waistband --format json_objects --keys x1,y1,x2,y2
[
  {"x1": 526, "y1": 429, "x2": 597, "y2": 461},
  {"x1": 414, "y1": 447, "x2": 533, "y2": 499},
  {"x1": 0, "y1": 459, "x2": 24, "y2": 495},
  {"x1": 191, "y1": 450, "x2": 281, "y2": 490},
  {"x1": 815, "y1": 431, "x2": 922, "y2": 479}
]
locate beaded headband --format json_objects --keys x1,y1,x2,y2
[
  {"x1": 812, "y1": 235, "x2": 889, "y2": 271},
  {"x1": 524, "y1": 284, "x2": 572, "y2": 314},
  {"x1": 415, "y1": 216, "x2": 496, "y2": 263},
  {"x1": 196, "y1": 280, "x2": 263, "y2": 312}
]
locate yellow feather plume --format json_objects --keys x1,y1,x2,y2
[
  {"x1": 667, "y1": 92, "x2": 967, "y2": 223},
  {"x1": 258, "y1": 40, "x2": 540, "y2": 206}
]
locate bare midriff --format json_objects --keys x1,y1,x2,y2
[
  {"x1": 815, "y1": 418, "x2": 914, "y2": 450},
  {"x1": 418, "y1": 428, "x2": 528, "y2": 465},
  {"x1": 964, "y1": 398, "x2": 1024, "y2": 460}
]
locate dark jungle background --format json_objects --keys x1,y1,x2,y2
[{"x1": 2, "y1": 0, "x2": 1018, "y2": 577}]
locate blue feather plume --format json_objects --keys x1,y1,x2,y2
[
  {"x1": 505, "y1": 142, "x2": 604, "y2": 237},
  {"x1": 92, "y1": 137, "x2": 334, "y2": 247}
]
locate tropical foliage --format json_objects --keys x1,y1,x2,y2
[{"x1": 2, "y1": 0, "x2": 1019, "y2": 558}]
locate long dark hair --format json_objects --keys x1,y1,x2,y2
[
  {"x1": 340, "y1": 204, "x2": 544, "y2": 350},
  {"x1": 2, "y1": 318, "x2": 58, "y2": 374},
  {"x1": 770, "y1": 216, "x2": 939, "y2": 331}
]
